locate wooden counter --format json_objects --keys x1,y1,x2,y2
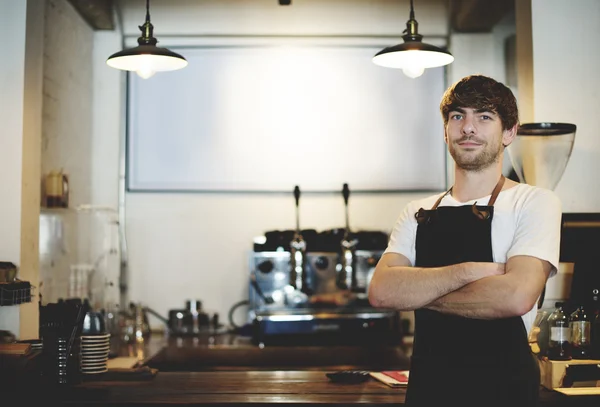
[
  {"x1": 11, "y1": 370, "x2": 600, "y2": 406},
  {"x1": 113, "y1": 332, "x2": 412, "y2": 372},
  {"x1": 4, "y1": 333, "x2": 599, "y2": 405}
]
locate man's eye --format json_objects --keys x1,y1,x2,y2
[
  {"x1": 451, "y1": 114, "x2": 463, "y2": 120},
  {"x1": 480, "y1": 115, "x2": 491, "y2": 120}
]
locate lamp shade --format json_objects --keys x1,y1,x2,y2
[
  {"x1": 107, "y1": 45, "x2": 188, "y2": 79},
  {"x1": 373, "y1": 0, "x2": 453, "y2": 78},
  {"x1": 106, "y1": 0, "x2": 187, "y2": 79},
  {"x1": 372, "y1": 42, "x2": 454, "y2": 69}
]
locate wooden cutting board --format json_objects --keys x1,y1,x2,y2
[
  {"x1": 0, "y1": 343, "x2": 31, "y2": 355},
  {"x1": 555, "y1": 387, "x2": 600, "y2": 396},
  {"x1": 106, "y1": 356, "x2": 140, "y2": 370}
]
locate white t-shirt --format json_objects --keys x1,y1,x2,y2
[{"x1": 384, "y1": 183, "x2": 562, "y2": 334}]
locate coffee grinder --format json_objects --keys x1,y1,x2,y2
[{"x1": 506, "y1": 122, "x2": 577, "y2": 309}]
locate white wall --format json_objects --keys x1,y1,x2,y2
[
  {"x1": 92, "y1": 26, "x2": 123, "y2": 209},
  {"x1": 513, "y1": 0, "x2": 600, "y2": 307},
  {"x1": 0, "y1": 0, "x2": 44, "y2": 339},
  {"x1": 90, "y1": 18, "x2": 125, "y2": 311},
  {"x1": 0, "y1": 0, "x2": 28, "y2": 336},
  {"x1": 529, "y1": 0, "x2": 600, "y2": 212},
  {"x1": 113, "y1": 0, "x2": 451, "y2": 328}
]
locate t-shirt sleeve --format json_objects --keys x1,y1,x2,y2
[
  {"x1": 384, "y1": 203, "x2": 418, "y2": 266},
  {"x1": 506, "y1": 188, "x2": 562, "y2": 277}
]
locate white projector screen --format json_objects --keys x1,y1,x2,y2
[{"x1": 127, "y1": 45, "x2": 447, "y2": 192}]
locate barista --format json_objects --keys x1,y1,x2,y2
[{"x1": 368, "y1": 75, "x2": 562, "y2": 407}]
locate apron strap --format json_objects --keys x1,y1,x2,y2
[
  {"x1": 431, "y1": 175, "x2": 506, "y2": 210},
  {"x1": 431, "y1": 189, "x2": 452, "y2": 210},
  {"x1": 487, "y1": 175, "x2": 505, "y2": 207}
]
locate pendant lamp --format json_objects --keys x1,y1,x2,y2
[
  {"x1": 373, "y1": 0, "x2": 454, "y2": 78},
  {"x1": 106, "y1": 0, "x2": 188, "y2": 79}
]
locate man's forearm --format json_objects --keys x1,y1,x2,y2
[
  {"x1": 368, "y1": 261, "x2": 504, "y2": 310},
  {"x1": 426, "y1": 255, "x2": 551, "y2": 319},
  {"x1": 425, "y1": 276, "x2": 519, "y2": 319}
]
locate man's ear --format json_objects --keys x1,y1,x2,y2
[
  {"x1": 502, "y1": 124, "x2": 518, "y2": 147},
  {"x1": 444, "y1": 129, "x2": 448, "y2": 144}
]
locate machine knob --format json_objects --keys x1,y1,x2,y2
[
  {"x1": 257, "y1": 260, "x2": 274, "y2": 274},
  {"x1": 315, "y1": 256, "x2": 329, "y2": 270}
]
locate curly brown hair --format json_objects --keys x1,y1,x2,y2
[{"x1": 439, "y1": 75, "x2": 519, "y2": 130}]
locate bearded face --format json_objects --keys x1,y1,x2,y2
[
  {"x1": 445, "y1": 108, "x2": 507, "y2": 172},
  {"x1": 448, "y1": 133, "x2": 504, "y2": 172}
]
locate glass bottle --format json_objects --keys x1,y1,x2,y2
[
  {"x1": 591, "y1": 287, "x2": 600, "y2": 359},
  {"x1": 547, "y1": 302, "x2": 571, "y2": 361},
  {"x1": 592, "y1": 311, "x2": 600, "y2": 359},
  {"x1": 569, "y1": 304, "x2": 592, "y2": 359}
]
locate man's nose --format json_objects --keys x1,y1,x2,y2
[{"x1": 461, "y1": 117, "x2": 476, "y2": 134}]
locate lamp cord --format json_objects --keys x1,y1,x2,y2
[
  {"x1": 403, "y1": 0, "x2": 421, "y2": 39},
  {"x1": 138, "y1": 0, "x2": 157, "y2": 45}
]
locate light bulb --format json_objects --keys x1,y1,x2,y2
[
  {"x1": 402, "y1": 66, "x2": 425, "y2": 78},
  {"x1": 136, "y1": 68, "x2": 156, "y2": 79}
]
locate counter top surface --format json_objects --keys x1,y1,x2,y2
[
  {"x1": 5, "y1": 333, "x2": 599, "y2": 405},
  {"x1": 15, "y1": 370, "x2": 600, "y2": 406}
]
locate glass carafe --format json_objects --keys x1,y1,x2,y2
[{"x1": 39, "y1": 206, "x2": 120, "y2": 311}]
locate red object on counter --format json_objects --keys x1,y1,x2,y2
[{"x1": 381, "y1": 371, "x2": 409, "y2": 384}]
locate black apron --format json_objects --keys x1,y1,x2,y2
[{"x1": 405, "y1": 176, "x2": 540, "y2": 407}]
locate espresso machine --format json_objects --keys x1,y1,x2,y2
[{"x1": 248, "y1": 185, "x2": 402, "y2": 346}]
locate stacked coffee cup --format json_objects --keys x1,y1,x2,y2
[{"x1": 80, "y1": 311, "x2": 110, "y2": 375}]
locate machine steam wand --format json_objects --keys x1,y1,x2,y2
[
  {"x1": 289, "y1": 185, "x2": 308, "y2": 294},
  {"x1": 339, "y1": 183, "x2": 358, "y2": 291}
]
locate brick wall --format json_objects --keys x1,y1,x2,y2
[{"x1": 42, "y1": 0, "x2": 94, "y2": 207}]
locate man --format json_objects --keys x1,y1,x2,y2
[{"x1": 368, "y1": 75, "x2": 561, "y2": 407}]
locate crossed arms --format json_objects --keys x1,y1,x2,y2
[{"x1": 367, "y1": 252, "x2": 552, "y2": 319}]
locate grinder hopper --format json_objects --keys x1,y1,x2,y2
[{"x1": 506, "y1": 122, "x2": 576, "y2": 190}]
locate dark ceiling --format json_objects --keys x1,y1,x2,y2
[
  {"x1": 449, "y1": 0, "x2": 514, "y2": 33},
  {"x1": 67, "y1": 0, "x2": 515, "y2": 33},
  {"x1": 67, "y1": 0, "x2": 115, "y2": 30}
]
